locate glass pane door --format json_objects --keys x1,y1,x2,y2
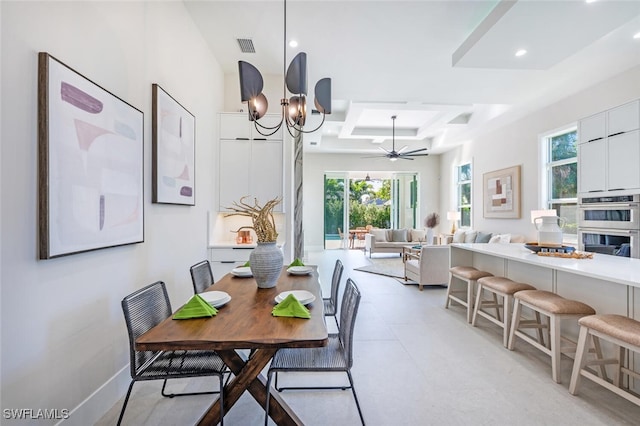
[{"x1": 324, "y1": 173, "x2": 347, "y2": 249}]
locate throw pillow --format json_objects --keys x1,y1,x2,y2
[
  {"x1": 475, "y1": 232, "x2": 493, "y2": 243},
  {"x1": 452, "y1": 229, "x2": 466, "y2": 243},
  {"x1": 411, "y1": 229, "x2": 427, "y2": 243},
  {"x1": 464, "y1": 231, "x2": 478, "y2": 243},
  {"x1": 370, "y1": 229, "x2": 387, "y2": 242},
  {"x1": 489, "y1": 234, "x2": 511, "y2": 244},
  {"x1": 488, "y1": 235, "x2": 501, "y2": 243},
  {"x1": 391, "y1": 229, "x2": 408, "y2": 242}
]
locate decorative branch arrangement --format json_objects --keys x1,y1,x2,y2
[
  {"x1": 425, "y1": 212, "x2": 440, "y2": 229},
  {"x1": 225, "y1": 196, "x2": 281, "y2": 242}
]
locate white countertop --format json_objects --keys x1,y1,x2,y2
[
  {"x1": 451, "y1": 243, "x2": 640, "y2": 288},
  {"x1": 208, "y1": 243, "x2": 257, "y2": 249}
]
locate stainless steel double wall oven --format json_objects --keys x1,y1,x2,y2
[{"x1": 577, "y1": 194, "x2": 639, "y2": 258}]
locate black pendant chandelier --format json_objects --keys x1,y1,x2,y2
[{"x1": 237, "y1": 0, "x2": 332, "y2": 137}]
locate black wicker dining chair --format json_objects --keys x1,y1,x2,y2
[
  {"x1": 324, "y1": 259, "x2": 344, "y2": 328},
  {"x1": 264, "y1": 278, "x2": 365, "y2": 425},
  {"x1": 190, "y1": 260, "x2": 214, "y2": 294},
  {"x1": 119, "y1": 281, "x2": 227, "y2": 426}
]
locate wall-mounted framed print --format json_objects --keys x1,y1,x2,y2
[
  {"x1": 483, "y1": 165, "x2": 521, "y2": 219},
  {"x1": 38, "y1": 52, "x2": 144, "y2": 259},
  {"x1": 152, "y1": 84, "x2": 195, "y2": 205}
]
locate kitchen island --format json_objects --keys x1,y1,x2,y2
[{"x1": 450, "y1": 242, "x2": 639, "y2": 391}]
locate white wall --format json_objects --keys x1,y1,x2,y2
[
  {"x1": 439, "y1": 65, "x2": 640, "y2": 243},
  {"x1": 303, "y1": 153, "x2": 441, "y2": 250},
  {"x1": 0, "y1": 2, "x2": 223, "y2": 424}
]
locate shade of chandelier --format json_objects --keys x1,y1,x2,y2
[{"x1": 237, "y1": 0, "x2": 332, "y2": 137}]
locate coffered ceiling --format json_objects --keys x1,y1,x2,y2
[{"x1": 184, "y1": 0, "x2": 640, "y2": 155}]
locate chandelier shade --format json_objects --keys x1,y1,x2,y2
[
  {"x1": 285, "y1": 52, "x2": 307, "y2": 95},
  {"x1": 238, "y1": 61, "x2": 263, "y2": 103},
  {"x1": 314, "y1": 78, "x2": 332, "y2": 114}
]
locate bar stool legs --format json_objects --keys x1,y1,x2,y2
[
  {"x1": 446, "y1": 266, "x2": 493, "y2": 323},
  {"x1": 508, "y1": 290, "x2": 596, "y2": 384},
  {"x1": 569, "y1": 314, "x2": 640, "y2": 407},
  {"x1": 472, "y1": 277, "x2": 536, "y2": 347}
]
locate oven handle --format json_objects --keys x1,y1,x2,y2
[
  {"x1": 579, "y1": 203, "x2": 639, "y2": 209},
  {"x1": 579, "y1": 228, "x2": 639, "y2": 235}
]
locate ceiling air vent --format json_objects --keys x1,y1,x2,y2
[{"x1": 237, "y1": 38, "x2": 256, "y2": 53}]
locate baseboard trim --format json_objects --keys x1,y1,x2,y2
[{"x1": 56, "y1": 364, "x2": 129, "y2": 426}]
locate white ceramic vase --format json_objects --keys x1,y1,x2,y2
[
  {"x1": 426, "y1": 228, "x2": 435, "y2": 245},
  {"x1": 249, "y1": 242, "x2": 283, "y2": 289}
]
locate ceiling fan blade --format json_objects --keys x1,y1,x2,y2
[
  {"x1": 379, "y1": 146, "x2": 391, "y2": 154},
  {"x1": 402, "y1": 147, "x2": 428, "y2": 155},
  {"x1": 397, "y1": 145, "x2": 408, "y2": 154},
  {"x1": 402, "y1": 153, "x2": 430, "y2": 157},
  {"x1": 398, "y1": 156, "x2": 415, "y2": 160}
]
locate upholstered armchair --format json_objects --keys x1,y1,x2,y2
[{"x1": 404, "y1": 245, "x2": 450, "y2": 290}]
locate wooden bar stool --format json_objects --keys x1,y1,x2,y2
[
  {"x1": 446, "y1": 266, "x2": 493, "y2": 323},
  {"x1": 472, "y1": 276, "x2": 536, "y2": 347},
  {"x1": 569, "y1": 314, "x2": 640, "y2": 407},
  {"x1": 508, "y1": 290, "x2": 596, "y2": 383}
]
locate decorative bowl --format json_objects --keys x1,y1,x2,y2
[{"x1": 524, "y1": 242, "x2": 576, "y2": 254}]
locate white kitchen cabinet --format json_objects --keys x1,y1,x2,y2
[
  {"x1": 219, "y1": 112, "x2": 283, "y2": 141},
  {"x1": 208, "y1": 246, "x2": 254, "y2": 278},
  {"x1": 579, "y1": 111, "x2": 606, "y2": 144},
  {"x1": 219, "y1": 139, "x2": 251, "y2": 210},
  {"x1": 578, "y1": 99, "x2": 640, "y2": 194},
  {"x1": 607, "y1": 130, "x2": 640, "y2": 191},
  {"x1": 579, "y1": 139, "x2": 607, "y2": 193},
  {"x1": 218, "y1": 113, "x2": 284, "y2": 211},
  {"x1": 607, "y1": 100, "x2": 639, "y2": 136},
  {"x1": 251, "y1": 140, "x2": 284, "y2": 206}
]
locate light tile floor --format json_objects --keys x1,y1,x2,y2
[{"x1": 97, "y1": 249, "x2": 640, "y2": 425}]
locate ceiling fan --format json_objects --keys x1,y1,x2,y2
[{"x1": 364, "y1": 115, "x2": 429, "y2": 161}]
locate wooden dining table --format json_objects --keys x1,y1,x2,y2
[{"x1": 135, "y1": 266, "x2": 328, "y2": 425}]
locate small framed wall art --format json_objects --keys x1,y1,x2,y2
[
  {"x1": 152, "y1": 84, "x2": 196, "y2": 205},
  {"x1": 483, "y1": 165, "x2": 521, "y2": 219},
  {"x1": 38, "y1": 52, "x2": 144, "y2": 259}
]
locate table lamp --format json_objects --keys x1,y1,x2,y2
[{"x1": 447, "y1": 211, "x2": 461, "y2": 234}]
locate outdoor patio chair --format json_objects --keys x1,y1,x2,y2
[
  {"x1": 264, "y1": 278, "x2": 365, "y2": 425},
  {"x1": 119, "y1": 281, "x2": 227, "y2": 426}
]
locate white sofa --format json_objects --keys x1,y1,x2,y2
[
  {"x1": 404, "y1": 245, "x2": 450, "y2": 290},
  {"x1": 364, "y1": 228, "x2": 430, "y2": 257}
]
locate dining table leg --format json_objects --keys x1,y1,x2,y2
[{"x1": 196, "y1": 349, "x2": 304, "y2": 426}]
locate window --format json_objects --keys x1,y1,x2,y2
[
  {"x1": 457, "y1": 163, "x2": 472, "y2": 228},
  {"x1": 542, "y1": 127, "x2": 577, "y2": 242}
]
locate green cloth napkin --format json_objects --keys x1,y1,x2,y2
[
  {"x1": 173, "y1": 294, "x2": 218, "y2": 320},
  {"x1": 272, "y1": 294, "x2": 310, "y2": 319},
  {"x1": 289, "y1": 258, "x2": 305, "y2": 267}
]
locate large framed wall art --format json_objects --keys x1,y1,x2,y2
[
  {"x1": 38, "y1": 52, "x2": 144, "y2": 259},
  {"x1": 152, "y1": 84, "x2": 195, "y2": 205},
  {"x1": 483, "y1": 165, "x2": 521, "y2": 219}
]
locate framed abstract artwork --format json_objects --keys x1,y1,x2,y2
[
  {"x1": 483, "y1": 165, "x2": 521, "y2": 219},
  {"x1": 152, "y1": 84, "x2": 195, "y2": 205},
  {"x1": 38, "y1": 52, "x2": 144, "y2": 259}
]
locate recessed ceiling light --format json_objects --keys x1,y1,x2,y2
[
  {"x1": 634, "y1": 32, "x2": 640, "y2": 40},
  {"x1": 515, "y1": 49, "x2": 527, "y2": 57},
  {"x1": 289, "y1": 40, "x2": 298, "y2": 48}
]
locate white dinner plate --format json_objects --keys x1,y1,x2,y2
[
  {"x1": 275, "y1": 290, "x2": 316, "y2": 305},
  {"x1": 199, "y1": 291, "x2": 232, "y2": 308},
  {"x1": 286, "y1": 266, "x2": 313, "y2": 275},
  {"x1": 231, "y1": 266, "x2": 253, "y2": 277}
]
